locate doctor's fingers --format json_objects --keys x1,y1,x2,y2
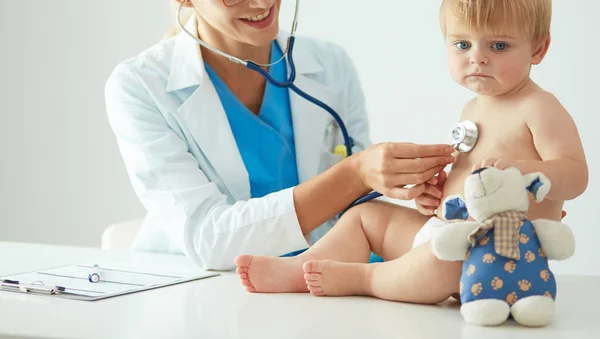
[
  {"x1": 422, "y1": 183, "x2": 443, "y2": 199},
  {"x1": 425, "y1": 176, "x2": 438, "y2": 185},
  {"x1": 386, "y1": 156, "x2": 455, "y2": 174},
  {"x1": 380, "y1": 165, "x2": 447, "y2": 188},
  {"x1": 384, "y1": 184, "x2": 427, "y2": 201},
  {"x1": 416, "y1": 193, "x2": 441, "y2": 208},
  {"x1": 383, "y1": 143, "x2": 455, "y2": 159},
  {"x1": 437, "y1": 170, "x2": 447, "y2": 186},
  {"x1": 415, "y1": 194, "x2": 439, "y2": 215},
  {"x1": 416, "y1": 204, "x2": 437, "y2": 216}
]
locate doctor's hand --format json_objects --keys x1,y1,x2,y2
[
  {"x1": 356, "y1": 143, "x2": 455, "y2": 200},
  {"x1": 415, "y1": 170, "x2": 447, "y2": 215}
]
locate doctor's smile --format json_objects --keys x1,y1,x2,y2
[{"x1": 240, "y1": 6, "x2": 276, "y2": 28}]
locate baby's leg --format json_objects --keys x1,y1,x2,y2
[
  {"x1": 236, "y1": 200, "x2": 429, "y2": 293},
  {"x1": 304, "y1": 242, "x2": 462, "y2": 304}
]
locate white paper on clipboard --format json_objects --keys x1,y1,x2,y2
[{"x1": 0, "y1": 260, "x2": 219, "y2": 301}]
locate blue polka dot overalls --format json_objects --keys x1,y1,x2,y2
[{"x1": 460, "y1": 218, "x2": 556, "y2": 306}]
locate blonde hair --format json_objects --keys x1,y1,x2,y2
[
  {"x1": 440, "y1": 0, "x2": 552, "y2": 43},
  {"x1": 164, "y1": 1, "x2": 195, "y2": 39}
]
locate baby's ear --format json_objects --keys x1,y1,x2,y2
[
  {"x1": 523, "y1": 172, "x2": 551, "y2": 202},
  {"x1": 442, "y1": 195, "x2": 468, "y2": 220}
]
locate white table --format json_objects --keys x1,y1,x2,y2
[{"x1": 0, "y1": 242, "x2": 598, "y2": 339}]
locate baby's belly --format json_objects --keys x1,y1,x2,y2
[{"x1": 439, "y1": 166, "x2": 563, "y2": 221}]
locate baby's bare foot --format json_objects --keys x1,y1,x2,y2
[
  {"x1": 235, "y1": 255, "x2": 309, "y2": 293},
  {"x1": 302, "y1": 260, "x2": 371, "y2": 296}
]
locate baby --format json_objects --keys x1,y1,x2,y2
[{"x1": 235, "y1": 0, "x2": 588, "y2": 304}]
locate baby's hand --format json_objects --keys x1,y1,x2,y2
[
  {"x1": 415, "y1": 170, "x2": 446, "y2": 215},
  {"x1": 472, "y1": 157, "x2": 520, "y2": 172}
]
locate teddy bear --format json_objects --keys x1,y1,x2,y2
[{"x1": 431, "y1": 166, "x2": 575, "y2": 327}]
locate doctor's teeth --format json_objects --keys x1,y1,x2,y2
[{"x1": 243, "y1": 9, "x2": 270, "y2": 22}]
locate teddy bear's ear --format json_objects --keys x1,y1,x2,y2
[
  {"x1": 442, "y1": 195, "x2": 469, "y2": 220},
  {"x1": 523, "y1": 172, "x2": 551, "y2": 202}
]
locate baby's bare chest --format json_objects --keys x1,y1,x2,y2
[{"x1": 456, "y1": 110, "x2": 540, "y2": 168}]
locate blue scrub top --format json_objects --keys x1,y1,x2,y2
[
  {"x1": 205, "y1": 41, "x2": 299, "y2": 198},
  {"x1": 205, "y1": 42, "x2": 385, "y2": 263}
]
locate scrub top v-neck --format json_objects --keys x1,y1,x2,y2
[{"x1": 204, "y1": 41, "x2": 299, "y2": 199}]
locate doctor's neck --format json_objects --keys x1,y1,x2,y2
[{"x1": 196, "y1": 18, "x2": 271, "y2": 75}]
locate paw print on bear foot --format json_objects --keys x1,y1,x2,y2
[
  {"x1": 504, "y1": 260, "x2": 516, "y2": 273},
  {"x1": 519, "y1": 234, "x2": 529, "y2": 244},
  {"x1": 471, "y1": 282, "x2": 483, "y2": 296},
  {"x1": 483, "y1": 253, "x2": 496, "y2": 264},
  {"x1": 491, "y1": 277, "x2": 504, "y2": 290},
  {"x1": 506, "y1": 291, "x2": 518, "y2": 305},
  {"x1": 479, "y1": 236, "x2": 490, "y2": 246},
  {"x1": 525, "y1": 251, "x2": 536, "y2": 263},
  {"x1": 518, "y1": 279, "x2": 532, "y2": 292},
  {"x1": 466, "y1": 264, "x2": 476, "y2": 276},
  {"x1": 540, "y1": 269, "x2": 550, "y2": 282},
  {"x1": 544, "y1": 291, "x2": 553, "y2": 298},
  {"x1": 538, "y1": 247, "x2": 547, "y2": 258}
]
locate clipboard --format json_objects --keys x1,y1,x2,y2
[{"x1": 0, "y1": 260, "x2": 220, "y2": 301}]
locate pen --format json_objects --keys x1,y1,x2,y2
[
  {"x1": 88, "y1": 264, "x2": 100, "y2": 283},
  {"x1": 0, "y1": 279, "x2": 65, "y2": 295}
]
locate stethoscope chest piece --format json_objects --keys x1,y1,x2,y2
[{"x1": 449, "y1": 120, "x2": 479, "y2": 153}]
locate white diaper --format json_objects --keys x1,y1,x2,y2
[{"x1": 412, "y1": 216, "x2": 449, "y2": 248}]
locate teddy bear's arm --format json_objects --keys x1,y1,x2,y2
[
  {"x1": 431, "y1": 221, "x2": 480, "y2": 261},
  {"x1": 531, "y1": 219, "x2": 575, "y2": 260}
]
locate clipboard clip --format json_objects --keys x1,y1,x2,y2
[{"x1": 0, "y1": 279, "x2": 66, "y2": 295}]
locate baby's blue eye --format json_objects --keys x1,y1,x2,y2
[
  {"x1": 493, "y1": 42, "x2": 508, "y2": 50},
  {"x1": 455, "y1": 41, "x2": 471, "y2": 50}
]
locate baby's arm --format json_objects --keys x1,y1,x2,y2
[{"x1": 518, "y1": 92, "x2": 588, "y2": 201}]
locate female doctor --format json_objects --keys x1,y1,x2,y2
[{"x1": 104, "y1": 0, "x2": 455, "y2": 270}]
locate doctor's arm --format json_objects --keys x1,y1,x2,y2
[
  {"x1": 293, "y1": 46, "x2": 455, "y2": 232},
  {"x1": 104, "y1": 65, "x2": 396, "y2": 269},
  {"x1": 106, "y1": 65, "x2": 321, "y2": 270},
  {"x1": 105, "y1": 64, "x2": 452, "y2": 270}
]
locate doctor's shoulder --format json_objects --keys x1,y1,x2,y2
[
  {"x1": 104, "y1": 37, "x2": 180, "y2": 132},
  {"x1": 105, "y1": 37, "x2": 177, "y2": 96}
]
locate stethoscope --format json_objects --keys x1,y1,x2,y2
[
  {"x1": 177, "y1": 1, "x2": 479, "y2": 212},
  {"x1": 449, "y1": 120, "x2": 478, "y2": 152},
  {"x1": 342, "y1": 120, "x2": 479, "y2": 213},
  {"x1": 177, "y1": 0, "x2": 353, "y2": 158}
]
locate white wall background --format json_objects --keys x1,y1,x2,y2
[{"x1": 1, "y1": 1, "x2": 598, "y2": 276}]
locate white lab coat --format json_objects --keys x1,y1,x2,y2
[{"x1": 104, "y1": 17, "x2": 370, "y2": 270}]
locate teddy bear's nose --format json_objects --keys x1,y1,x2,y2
[{"x1": 471, "y1": 167, "x2": 488, "y2": 175}]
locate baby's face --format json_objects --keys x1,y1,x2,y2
[{"x1": 444, "y1": 19, "x2": 537, "y2": 96}]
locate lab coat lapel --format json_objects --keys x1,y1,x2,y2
[
  {"x1": 175, "y1": 84, "x2": 250, "y2": 201},
  {"x1": 289, "y1": 76, "x2": 335, "y2": 183},
  {"x1": 170, "y1": 17, "x2": 250, "y2": 201},
  {"x1": 275, "y1": 34, "x2": 336, "y2": 183},
  {"x1": 171, "y1": 29, "x2": 335, "y2": 200}
]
